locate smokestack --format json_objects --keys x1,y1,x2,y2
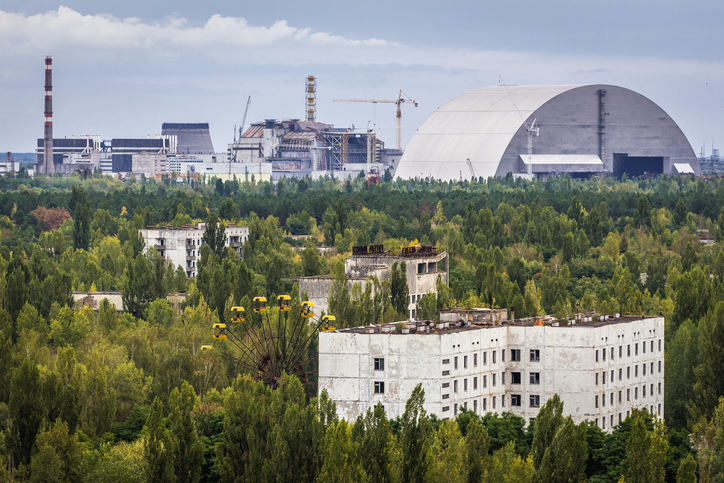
[{"x1": 43, "y1": 56, "x2": 53, "y2": 175}]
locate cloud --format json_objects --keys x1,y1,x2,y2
[{"x1": 0, "y1": 6, "x2": 394, "y2": 56}]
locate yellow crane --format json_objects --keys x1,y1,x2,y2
[{"x1": 333, "y1": 90, "x2": 418, "y2": 151}]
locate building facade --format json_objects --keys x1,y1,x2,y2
[
  {"x1": 300, "y1": 247, "x2": 449, "y2": 318},
  {"x1": 140, "y1": 223, "x2": 249, "y2": 278},
  {"x1": 319, "y1": 315, "x2": 664, "y2": 431}
]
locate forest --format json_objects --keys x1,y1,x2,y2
[{"x1": 0, "y1": 170, "x2": 723, "y2": 482}]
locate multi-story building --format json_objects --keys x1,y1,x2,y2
[
  {"x1": 300, "y1": 245, "x2": 449, "y2": 317},
  {"x1": 318, "y1": 314, "x2": 664, "y2": 431},
  {"x1": 140, "y1": 223, "x2": 249, "y2": 278}
]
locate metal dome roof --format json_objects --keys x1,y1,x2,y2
[{"x1": 395, "y1": 85, "x2": 582, "y2": 180}]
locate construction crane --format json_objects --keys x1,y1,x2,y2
[
  {"x1": 239, "y1": 96, "x2": 251, "y2": 140},
  {"x1": 466, "y1": 158, "x2": 478, "y2": 180},
  {"x1": 500, "y1": 77, "x2": 539, "y2": 176},
  {"x1": 333, "y1": 90, "x2": 418, "y2": 151}
]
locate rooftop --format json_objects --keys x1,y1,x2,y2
[{"x1": 331, "y1": 313, "x2": 659, "y2": 335}]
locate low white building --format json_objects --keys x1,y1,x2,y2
[
  {"x1": 319, "y1": 315, "x2": 664, "y2": 431},
  {"x1": 140, "y1": 222, "x2": 249, "y2": 278}
]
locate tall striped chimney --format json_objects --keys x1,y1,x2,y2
[{"x1": 43, "y1": 56, "x2": 53, "y2": 175}]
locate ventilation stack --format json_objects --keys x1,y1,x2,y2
[
  {"x1": 43, "y1": 56, "x2": 54, "y2": 175},
  {"x1": 306, "y1": 76, "x2": 316, "y2": 122}
]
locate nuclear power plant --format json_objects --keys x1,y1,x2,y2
[{"x1": 32, "y1": 58, "x2": 702, "y2": 181}]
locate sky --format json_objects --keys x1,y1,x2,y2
[{"x1": 1, "y1": 0, "x2": 724, "y2": 156}]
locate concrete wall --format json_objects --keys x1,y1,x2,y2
[{"x1": 319, "y1": 316, "x2": 664, "y2": 431}]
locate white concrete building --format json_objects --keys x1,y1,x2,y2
[
  {"x1": 140, "y1": 222, "x2": 249, "y2": 278},
  {"x1": 319, "y1": 315, "x2": 664, "y2": 431},
  {"x1": 300, "y1": 246, "x2": 449, "y2": 317}
]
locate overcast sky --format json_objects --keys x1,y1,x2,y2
[{"x1": 1, "y1": 0, "x2": 724, "y2": 156}]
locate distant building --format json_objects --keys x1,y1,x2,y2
[
  {"x1": 139, "y1": 223, "x2": 249, "y2": 278},
  {"x1": 300, "y1": 246, "x2": 449, "y2": 318},
  {"x1": 319, "y1": 314, "x2": 664, "y2": 432}
]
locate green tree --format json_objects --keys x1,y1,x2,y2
[
  {"x1": 121, "y1": 252, "x2": 156, "y2": 319},
  {"x1": 675, "y1": 453, "x2": 696, "y2": 483},
  {"x1": 70, "y1": 185, "x2": 91, "y2": 250},
  {"x1": 531, "y1": 394, "x2": 564, "y2": 470},
  {"x1": 351, "y1": 403, "x2": 398, "y2": 483},
  {"x1": 400, "y1": 384, "x2": 432, "y2": 483},
  {"x1": 302, "y1": 240, "x2": 320, "y2": 277},
  {"x1": 692, "y1": 300, "x2": 724, "y2": 421},
  {"x1": 9, "y1": 359, "x2": 44, "y2": 466},
  {"x1": 318, "y1": 420, "x2": 364, "y2": 483},
  {"x1": 144, "y1": 397, "x2": 175, "y2": 483},
  {"x1": 620, "y1": 413, "x2": 668, "y2": 483},
  {"x1": 203, "y1": 212, "x2": 226, "y2": 258},
  {"x1": 665, "y1": 319, "x2": 699, "y2": 429},
  {"x1": 417, "y1": 293, "x2": 438, "y2": 321},
  {"x1": 390, "y1": 261, "x2": 409, "y2": 317},
  {"x1": 465, "y1": 418, "x2": 491, "y2": 483},
  {"x1": 534, "y1": 417, "x2": 588, "y2": 483},
  {"x1": 425, "y1": 419, "x2": 466, "y2": 483},
  {"x1": 168, "y1": 382, "x2": 204, "y2": 483},
  {"x1": 30, "y1": 418, "x2": 84, "y2": 483}
]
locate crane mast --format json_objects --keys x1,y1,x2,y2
[{"x1": 333, "y1": 90, "x2": 418, "y2": 150}]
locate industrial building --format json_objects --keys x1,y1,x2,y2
[
  {"x1": 396, "y1": 84, "x2": 700, "y2": 180},
  {"x1": 319, "y1": 314, "x2": 664, "y2": 431},
  {"x1": 300, "y1": 245, "x2": 449, "y2": 318},
  {"x1": 139, "y1": 223, "x2": 248, "y2": 278}
]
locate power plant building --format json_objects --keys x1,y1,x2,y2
[{"x1": 395, "y1": 84, "x2": 700, "y2": 180}]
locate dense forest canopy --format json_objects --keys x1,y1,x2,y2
[{"x1": 0, "y1": 171, "x2": 724, "y2": 481}]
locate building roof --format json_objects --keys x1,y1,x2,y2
[
  {"x1": 396, "y1": 84, "x2": 699, "y2": 180},
  {"x1": 397, "y1": 85, "x2": 578, "y2": 180}
]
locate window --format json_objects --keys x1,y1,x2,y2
[
  {"x1": 619, "y1": 413, "x2": 622, "y2": 423},
  {"x1": 596, "y1": 350, "x2": 599, "y2": 362},
  {"x1": 502, "y1": 350, "x2": 505, "y2": 362},
  {"x1": 511, "y1": 372, "x2": 522, "y2": 384},
  {"x1": 483, "y1": 375, "x2": 487, "y2": 388},
  {"x1": 658, "y1": 382, "x2": 661, "y2": 395},
  {"x1": 651, "y1": 340, "x2": 654, "y2": 352},
  {"x1": 635, "y1": 387, "x2": 638, "y2": 400},
  {"x1": 474, "y1": 400, "x2": 478, "y2": 412},
  {"x1": 603, "y1": 349, "x2": 606, "y2": 361},
  {"x1": 602, "y1": 417, "x2": 606, "y2": 429},
  {"x1": 611, "y1": 415, "x2": 614, "y2": 427},
  {"x1": 501, "y1": 395, "x2": 505, "y2": 407},
  {"x1": 493, "y1": 374, "x2": 497, "y2": 387},
  {"x1": 603, "y1": 372, "x2": 606, "y2": 384},
  {"x1": 511, "y1": 394, "x2": 521, "y2": 406},
  {"x1": 464, "y1": 402, "x2": 468, "y2": 409},
  {"x1": 484, "y1": 352, "x2": 487, "y2": 364},
  {"x1": 651, "y1": 362, "x2": 654, "y2": 374},
  {"x1": 492, "y1": 396, "x2": 497, "y2": 409},
  {"x1": 619, "y1": 390, "x2": 622, "y2": 403},
  {"x1": 627, "y1": 389, "x2": 630, "y2": 401},
  {"x1": 374, "y1": 381, "x2": 385, "y2": 394},
  {"x1": 511, "y1": 349, "x2": 521, "y2": 361},
  {"x1": 611, "y1": 347, "x2": 615, "y2": 360},
  {"x1": 530, "y1": 372, "x2": 540, "y2": 384},
  {"x1": 464, "y1": 355, "x2": 468, "y2": 368},
  {"x1": 627, "y1": 367, "x2": 631, "y2": 379},
  {"x1": 474, "y1": 377, "x2": 478, "y2": 390},
  {"x1": 493, "y1": 351, "x2": 497, "y2": 364},
  {"x1": 596, "y1": 373, "x2": 599, "y2": 385},
  {"x1": 442, "y1": 406, "x2": 450, "y2": 412},
  {"x1": 628, "y1": 344, "x2": 631, "y2": 357},
  {"x1": 619, "y1": 368, "x2": 623, "y2": 381},
  {"x1": 659, "y1": 339, "x2": 662, "y2": 351},
  {"x1": 455, "y1": 357, "x2": 458, "y2": 369},
  {"x1": 643, "y1": 364, "x2": 646, "y2": 376},
  {"x1": 454, "y1": 380, "x2": 458, "y2": 393},
  {"x1": 474, "y1": 353, "x2": 478, "y2": 367},
  {"x1": 374, "y1": 358, "x2": 385, "y2": 371},
  {"x1": 651, "y1": 383, "x2": 654, "y2": 396},
  {"x1": 619, "y1": 346, "x2": 623, "y2": 358},
  {"x1": 442, "y1": 382, "x2": 450, "y2": 388},
  {"x1": 443, "y1": 370, "x2": 450, "y2": 376},
  {"x1": 530, "y1": 349, "x2": 540, "y2": 362},
  {"x1": 643, "y1": 385, "x2": 646, "y2": 397},
  {"x1": 442, "y1": 358, "x2": 450, "y2": 364},
  {"x1": 643, "y1": 341, "x2": 646, "y2": 354},
  {"x1": 454, "y1": 403, "x2": 458, "y2": 415},
  {"x1": 464, "y1": 379, "x2": 468, "y2": 392},
  {"x1": 483, "y1": 398, "x2": 487, "y2": 411},
  {"x1": 611, "y1": 392, "x2": 614, "y2": 405},
  {"x1": 442, "y1": 394, "x2": 450, "y2": 399},
  {"x1": 501, "y1": 372, "x2": 506, "y2": 385},
  {"x1": 530, "y1": 395, "x2": 540, "y2": 407},
  {"x1": 635, "y1": 343, "x2": 639, "y2": 355},
  {"x1": 659, "y1": 361, "x2": 662, "y2": 373},
  {"x1": 602, "y1": 393, "x2": 606, "y2": 407},
  {"x1": 658, "y1": 403, "x2": 661, "y2": 414}
]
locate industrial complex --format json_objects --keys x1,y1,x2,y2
[{"x1": 21, "y1": 57, "x2": 712, "y2": 181}]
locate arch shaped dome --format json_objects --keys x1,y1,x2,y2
[{"x1": 395, "y1": 84, "x2": 699, "y2": 180}]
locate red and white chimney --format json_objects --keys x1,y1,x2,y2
[{"x1": 43, "y1": 56, "x2": 53, "y2": 175}]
